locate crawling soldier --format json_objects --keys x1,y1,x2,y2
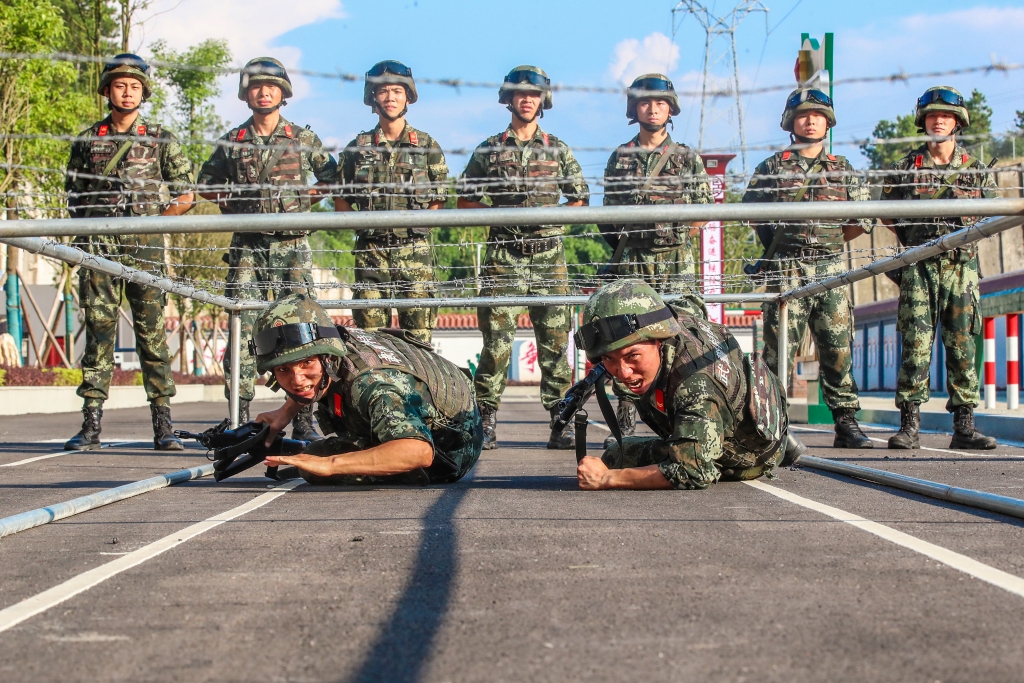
[
  {"x1": 251, "y1": 294, "x2": 482, "y2": 485},
  {"x1": 573, "y1": 280, "x2": 788, "y2": 490}
]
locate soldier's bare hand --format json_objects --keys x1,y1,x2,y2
[
  {"x1": 255, "y1": 406, "x2": 293, "y2": 447},
  {"x1": 577, "y1": 456, "x2": 611, "y2": 490},
  {"x1": 264, "y1": 453, "x2": 333, "y2": 476}
]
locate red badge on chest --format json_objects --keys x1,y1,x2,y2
[
  {"x1": 333, "y1": 393, "x2": 343, "y2": 418},
  {"x1": 654, "y1": 389, "x2": 666, "y2": 412}
]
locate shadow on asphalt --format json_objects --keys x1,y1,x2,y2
[{"x1": 344, "y1": 484, "x2": 468, "y2": 683}]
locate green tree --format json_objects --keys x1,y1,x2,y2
[
  {"x1": 148, "y1": 38, "x2": 231, "y2": 168},
  {"x1": 53, "y1": 0, "x2": 118, "y2": 115}
]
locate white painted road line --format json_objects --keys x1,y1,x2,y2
[
  {"x1": 746, "y1": 480, "x2": 1024, "y2": 599},
  {"x1": 1, "y1": 441, "x2": 145, "y2": 468},
  {"x1": 0, "y1": 478, "x2": 303, "y2": 634},
  {"x1": 791, "y1": 425, "x2": 1024, "y2": 459}
]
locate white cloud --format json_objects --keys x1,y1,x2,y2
[{"x1": 607, "y1": 32, "x2": 680, "y2": 87}]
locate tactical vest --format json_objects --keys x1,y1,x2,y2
[
  {"x1": 636, "y1": 315, "x2": 786, "y2": 469},
  {"x1": 348, "y1": 129, "x2": 435, "y2": 238},
  {"x1": 482, "y1": 130, "x2": 564, "y2": 210},
  {"x1": 898, "y1": 150, "x2": 986, "y2": 246},
  {"x1": 219, "y1": 122, "x2": 310, "y2": 215},
  {"x1": 606, "y1": 142, "x2": 703, "y2": 248},
  {"x1": 770, "y1": 151, "x2": 849, "y2": 254},
  {"x1": 81, "y1": 121, "x2": 164, "y2": 217}
]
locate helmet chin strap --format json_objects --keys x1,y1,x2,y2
[
  {"x1": 374, "y1": 103, "x2": 408, "y2": 122},
  {"x1": 108, "y1": 102, "x2": 141, "y2": 115},
  {"x1": 638, "y1": 122, "x2": 665, "y2": 133},
  {"x1": 508, "y1": 104, "x2": 542, "y2": 124},
  {"x1": 281, "y1": 356, "x2": 335, "y2": 406},
  {"x1": 249, "y1": 101, "x2": 286, "y2": 115},
  {"x1": 791, "y1": 132, "x2": 828, "y2": 145}
]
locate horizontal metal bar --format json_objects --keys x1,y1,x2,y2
[
  {"x1": 315, "y1": 292, "x2": 780, "y2": 310},
  {"x1": 800, "y1": 455, "x2": 1024, "y2": 521},
  {"x1": 4, "y1": 198, "x2": 1024, "y2": 238},
  {"x1": 0, "y1": 236, "x2": 244, "y2": 310},
  {"x1": 781, "y1": 214, "x2": 1024, "y2": 302},
  {"x1": 0, "y1": 464, "x2": 214, "y2": 539}
]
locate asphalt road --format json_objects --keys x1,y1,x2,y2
[{"x1": 2, "y1": 400, "x2": 1024, "y2": 682}]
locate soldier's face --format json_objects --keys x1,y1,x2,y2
[
  {"x1": 248, "y1": 83, "x2": 283, "y2": 110},
  {"x1": 273, "y1": 357, "x2": 324, "y2": 401},
  {"x1": 375, "y1": 85, "x2": 408, "y2": 117},
  {"x1": 636, "y1": 99, "x2": 670, "y2": 127},
  {"x1": 601, "y1": 341, "x2": 663, "y2": 395},
  {"x1": 792, "y1": 111, "x2": 828, "y2": 139},
  {"x1": 511, "y1": 91, "x2": 542, "y2": 120},
  {"x1": 925, "y1": 112, "x2": 958, "y2": 137},
  {"x1": 106, "y1": 77, "x2": 143, "y2": 109}
]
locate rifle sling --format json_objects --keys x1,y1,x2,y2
[
  {"x1": 595, "y1": 377, "x2": 623, "y2": 452},
  {"x1": 84, "y1": 138, "x2": 134, "y2": 218},
  {"x1": 574, "y1": 411, "x2": 590, "y2": 464},
  {"x1": 758, "y1": 157, "x2": 827, "y2": 263},
  {"x1": 258, "y1": 138, "x2": 290, "y2": 186},
  {"x1": 609, "y1": 143, "x2": 678, "y2": 268}
]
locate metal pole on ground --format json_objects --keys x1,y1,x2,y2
[
  {"x1": 1008, "y1": 314, "x2": 1020, "y2": 410},
  {"x1": 778, "y1": 300, "x2": 789, "y2": 397},
  {"x1": 229, "y1": 312, "x2": 241, "y2": 428},
  {"x1": 984, "y1": 317, "x2": 996, "y2": 409}
]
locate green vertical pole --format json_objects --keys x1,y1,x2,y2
[{"x1": 825, "y1": 32, "x2": 834, "y2": 154}]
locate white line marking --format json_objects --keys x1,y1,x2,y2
[
  {"x1": 745, "y1": 479, "x2": 1024, "y2": 599},
  {"x1": 791, "y1": 425, "x2": 1024, "y2": 460},
  {"x1": 0, "y1": 442, "x2": 144, "y2": 468},
  {"x1": 0, "y1": 478, "x2": 303, "y2": 634}
]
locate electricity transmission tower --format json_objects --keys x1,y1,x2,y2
[{"x1": 672, "y1": 1, "x2": 768, "y2": 173}]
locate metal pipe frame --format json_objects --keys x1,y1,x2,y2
[
  {"x1": 778, "y1": 300, "x2": 789, "y2": 398},
  {"x1": 781, "y1": 214, "x2": 1024, "y2": 302},
  {"x1": 229, "y1": 312, "x2": 241, "y2": 428},
  {"x1": 3, "y1": 198, "x2": 1023, "y2": 238},
  {"x1": 318, "y1": 292, "x2": 780, "y2": 310}
]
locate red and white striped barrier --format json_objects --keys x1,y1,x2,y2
[
  {"x1": 1008, "y1": 314, "x2": 1019, "y2": 410},
  {"x1": 984, "y1": 317, "x2": 997, "y2": 409}
]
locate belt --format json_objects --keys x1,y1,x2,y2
[
  {"x1": 778, "y1": 247, "x2": 838, "y2": 261},
  {"x1": 361, "y1": 232, "x2": 427, "y2": 247},
  {"x1": 491, "y1": 235, "x2": 561, "y2": 256}
]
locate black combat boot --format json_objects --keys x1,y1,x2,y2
[
  {"x1": 291, "y1": 403, "x2": 323, "y2": 442},
  {"x1": 780, "y1": 431, "x2": 807, "y2": 467},
  {"x1": 950, "y1": 405, "x2": 997, "y2": 450},
  {"x1": 238, "y1": 399, "x2": 250, "y2": 425},
  {"x1": 64, "y1": 405, "x2": 103, "y2": 451},
  {"x1": 480, "y1": 404, "x2": 498, "y2": 450},
  {"x1": 547, "y1": 406, "x2": 576, "y2": 450},
  {"x1": 151, "y1": 404, "x2": 184, "y2": 451},
  {"x1": 603, "y1": 398, "x2": 637, "y2": 448},
  {"x1": 832, "y1": 407, "x2": 873, "y2": 449},
  {"x1": 887, "y1": 402, "x2": 920, "y2": 449}
]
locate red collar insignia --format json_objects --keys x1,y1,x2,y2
[
  {"x1": 501, "y1": 130, "x2": 510, "y2": 142},
  {"x1": 98, "y1": 125, "x2": 109, "y2": 137},
  {"x1": 236, "y1": 128, "x2": 247, "y2": 142},
  {"x1": 333, "y1": 392, "x2": 343, "y2": 418},
  {"x1": 136, "y1": 125, "x2": 146, "y2": 136},
  {"x1": 654, "y1": 389, "x2": 666, "y2": 412},
  {"x1": 781, "y1": 151, "x2": 791, "y2": 161},
  {"x1": 541, "y1": 132, "x2": 549, "y2": 146},
  {"x1": 283, "y1": 125, "x2": 293, "y2": 138},
  {"x1": 914, "y1": 154, "x2": 924, "y2": 168},
  {"x1": 408, "y1": 130, "x2": 418, "y2": 145}
]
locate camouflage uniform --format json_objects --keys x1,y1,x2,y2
[
  {"x1": 340, "y1": 123, "x2": 448, "y2": 342},
  {"x1": 198, "y1": 116, "x2": 338, "y2": 401},
  {"x1": 742, "y1": 148, "x2": 870, "y2": 411},
  {"x1": 305, "y1": 327, "x2": 482, "y2": 485},
  {"x1": 66, "y1": 115, "x2": 193, "y2": 406},
  {"x1": 602, "y1": 134, "x2": 712, "y2": 318},
  {"x1": 883, "y1": 143, "x2": 994, "y2": 409},
  {"x1": 459, "y1": 125, "x2": 590, "y2": 410},
  {"x1": 577, "y1": 280, "x2": 786, "y2": 489}
]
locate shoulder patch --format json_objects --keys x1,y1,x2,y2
[
  {"x1": 914, "y1": 154, "x2": 924, "y2": 168},
  {"x1": 714, "y1": 358, "x2": 732, "y2": 387},
  {"x1": 826, "y1": 154, "x2": 837, "y2": 161},
  {"x1": 98, "y1": 125, "x2": 109, "y2": 137},
  {"x1": 235, "y1": 128, "x2": 247, "y2": 142},
  {"x1": 781, "y1": 151, "x2": 791, "y2": 161},
  {"x1": 654, "y1": 389, "x2": 666, "y2": 413},
  {"x1": 962, "y1": 153, "x2": 970, "y2": 165}
]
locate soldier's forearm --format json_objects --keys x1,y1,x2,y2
[
  {"x1": 601, "y1": 464, "x2": 672, "y2": 490},
  {"x1": 427, "y1": 200, "x2": 445, "y2": 210},
  {"x1": 457, "y1": 198, "x2": 489, "y2": 209},
  {"x1": 323, "y1": 438, "x2": 434, "y2": 476},
  {"x1": 842, "y1": 224, "x2": 866, "y2": 241},
  {"x1": 161, "y1": 192, "x2": 195, "y2": 217},
  {"x1": 564, "y1": 200, "x2": 586, "y2": 207}
]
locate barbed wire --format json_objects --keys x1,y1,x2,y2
[{"x1": 0, "y1": 51, "x2": 1019, "y2": 98}]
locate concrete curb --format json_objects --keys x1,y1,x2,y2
[{"x1": 0, "y1": 463, "x2": 215, "y2": 539}]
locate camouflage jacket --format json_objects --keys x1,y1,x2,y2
[
  {"x1": 743, "y1": 148, "x2": 870, "y2": 255},
  {"x1": 340, "y1": 122, "x2": 449, "y2": 238},
  {"x1": 458, "y1": 125, "x2": 590, "y2": 237},
  {"x1": 602, "y1": 134, "x2": 712, "y2": 249},
  {"x1": 882, "y1": 143, "x2": 996, "y2": 247},
  {"x1": 198, "y1": 116, "x2": 338, "y2": 215},
  {"x1": 66, "y1": 115, "x2": 193, "y2": 219},
  {"x1": 617, "y1": 314, "x2": 786, "y2": 489},
  {"x1": 314, "y1": 327, "x2": 479, "y2": 483}
]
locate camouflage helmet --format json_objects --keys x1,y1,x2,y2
[
  {"x1": 364, "y1": 60, "x2": 418, "y2": 107},
  {"x1": 576, "y1": 280, "x2": 682, "y2": 360},
  {"x1": 251, "y1": 294, "x2": 346, "y2": 375},
  {"x1": 498, "y1": 65, "x2": 553, "y2": 110},
  {"x1": 238, "y1": 57, "x2": 293, "y2": 100},
  {"x1": 915, "y1": 86, "x2": 969, "y2": 131},
  {"x1": 626, "y1": 73, "x2": 681, "y2": 121},
  {"x1": 98, "y1": 53, "x2": 152, "y2": 100},
  {"x1": 780, "y1": 88, "x2": 836, "y2": 132}
]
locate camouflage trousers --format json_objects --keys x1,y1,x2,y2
[
  {"x1": 896, "y1": 253, "x2": 982, "y2": 409},
  {"x1": 77, "y1": 268, "x2": 175, "y2": 407},
  {"x1": 353, "y1": 234, "x2": 437, "y2": 344},
  {"x1": 602, "y1": 435, "x2": 778, "y2": 486},
  {"x1": 474, "y1": 239, "x2": 572, "y2": 411},
  {"x1": 223, "y1": 232, "x2": 313, "y2": 401},
  {"x1": 761, "y1": 255, "x2": 859, "y2": 411},
  {"x1": 617, "y1": 243, "x2": 707, "y2": 319}
]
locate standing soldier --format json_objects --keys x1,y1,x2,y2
[
  {"x1": 337, "y1": 60, "x2": 447, "y2": 343},
  {"x1": 881, "y1": 86, "x2": 996, "y2": 450},
  {"x1": 64, "y1": 54, "x2": 193, "y2": 452},
  {"x1": 457, "y1": 65, "x2": 590, "y2": 451},
  {"x1": 198, "y1": 57, "x2": 339, "y2": 440},
  {"x1": 742, "y1": 89, "x2": 873, "y2": 460},
  {"x1": 601, "y1": 73, "x2": 713, "y2": 444}
]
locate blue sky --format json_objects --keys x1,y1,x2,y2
[{"x1": 139, "y1": 0, "x2": 1024, "y2": 199}]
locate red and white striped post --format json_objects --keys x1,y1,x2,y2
[
  {"x1": 984, "y1": 317, "x2": 997, "y2": 409},
  {"x1": 1007, "y1": 314, "x2": 1019, "y2": 410}
]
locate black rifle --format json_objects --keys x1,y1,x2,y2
[
  {"x1": 551, "y1": 363, "x2": 623, "y2": 463},
  {"x1": 175, "y1": 419, "x2": 309, "y2": 482}
]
